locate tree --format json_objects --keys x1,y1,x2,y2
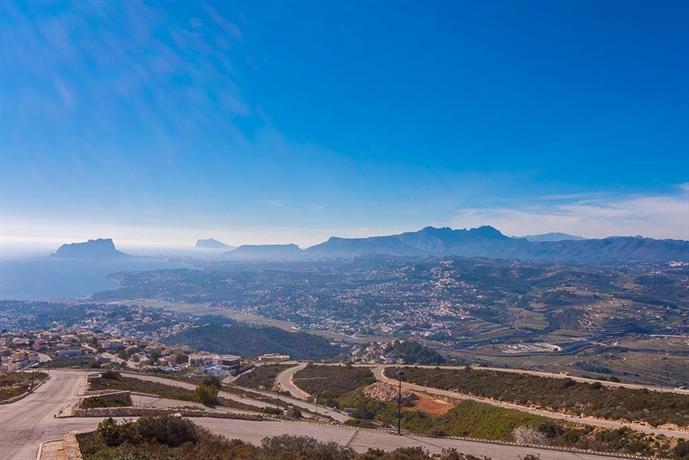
[
  {"x1": 148, "y1": 349, "x2": 162, "y2": 365},
  {"x1": 194, "y1": 383, "x2": 219, "y2": 405},
  {"x1": 202, "y1": 375, "x2": 222, "y2": 388}
]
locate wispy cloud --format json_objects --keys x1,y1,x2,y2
[{"x1": 451, "y1": 185, "x2": 689, "y2": 240}]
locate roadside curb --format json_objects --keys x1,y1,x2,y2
[{"x1": 35, "y1": 438, "x2": 62, "y2": 460}]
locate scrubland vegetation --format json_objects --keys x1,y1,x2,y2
[
  {"x1": 78, "y1": 416, "x2": 490, "y2": 460},
  {"x1": 234, "y1": 364, "x2": 292, "y2": 390},
  {"x1": 291, "y1": 365, "x2": 687, "y2": 458},
  {"x1": 0, "y1": 371, "x2": 48, "y2": 401},
  {"x1": 389, "y1": 366, "x2": 689, "y2": 427}
]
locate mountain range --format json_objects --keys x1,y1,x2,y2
[{"x1": 222, "y1": 226, "x2": 689, "y2": 264}]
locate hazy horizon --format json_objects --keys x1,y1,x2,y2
[{"x1": 1, "y1": 1, "x2": 688, "y2": 251}]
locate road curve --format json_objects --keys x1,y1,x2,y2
[
  {"x1": 0, "y1": 369, "x2": 89, "y2": 460},
  {"x1": 124, "y1": 371, "x2": 351, "y2": 423},
  {"x1": 194, "y1": 418, "x2": 632, "y2": 460},
  {"x1": 0, "y1": 369, "x2": 640, "y2": 460},
  {"x1": 275, "y1": 363, "x2": 311, "y2": 400},
  {"x1": 373, "y1": 366, "x2": 689, "y2": 440},
  {"x1": 121, "y1": 372, "x2": 275, "y2": 410},
  {"x1": 338, "y1": 362, "x2": 688, "y2": 395}
]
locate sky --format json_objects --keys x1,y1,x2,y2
[{"x1": 1, "y1": 0, "x2": 688, "y2": 251}]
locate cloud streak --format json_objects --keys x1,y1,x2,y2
[{"x1": 451, "y1": 186, "x2": 689, "y2": 240}]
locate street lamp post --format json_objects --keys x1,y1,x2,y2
[{"x1": 396, "y1": 370, "x2": 405, "y2": 435}]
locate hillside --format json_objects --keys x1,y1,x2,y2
[{"x1": 163, "y1": 322, "x2": 345, "y2": 359}]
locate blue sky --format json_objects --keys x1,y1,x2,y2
[{"x1": 1, "y1": 0, "x2": 688, "y2": 249}]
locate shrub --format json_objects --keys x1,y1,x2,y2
[
  {"x1": 675, "y1": 440, "x2": 689, "y2": 459},
  {"x1": 201, "y1": 375, "x2": 222, "y2": 389},
  {"x1": 194, "y1": 383, "x2": 219, "y2": 405},
  {"x1": 260, "y1": 434, "x2": 353, "y2": 460},
  {"x1": 136, "y1": 415, "x2": 198, "y2": 447},
  {"x1": 537, "y1": 421, "x2": 564, "y2": 438},
  {"x1": 101, "y1": 370, "x2": 121, "y2": 380},
  {"x1": 96, "y1": 417, "x2": 125, "y2": 447}
]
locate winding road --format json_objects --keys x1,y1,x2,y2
[
  {"x1": 0, "y1": 369, "x2": 652, "y2": 460},
  {"x1": 372, "y1": 366, "x2": 689, "y2": 440}
]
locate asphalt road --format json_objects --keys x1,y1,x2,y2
[
  {"x1": 125, "y1": 371, "x2": 351, "y2": 423},
  {"x1": 344, "y1": 362, "x2": 689, "y2": 395},
  {"x1": 0, "y1": 369, "x2": 641, "y2": 460},
  {"x1": 121, "y1": 372, "x2": 274, "y2": 410},
  {"x1": 373, "y1": 366, "x2": 689, "y2": 440},
  {"x1": 275, "y1": 363, "x2": 311, "y2": 399},
  {"x1": 0, "y1": 369, "x2": 91, "y2": 460}
]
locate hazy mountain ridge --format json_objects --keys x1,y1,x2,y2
[
  {"x1": 223, "y1": 243, "x2": 304, "y2": 260},
  {"x1": 218, "y1": 226, "x2": 688, "y2": 263},
  {"x1": 195, "y1": 238, "x2": 234, "y2": 250},
  {"x1": 523, "y1": 232, "x2": 586, "y2": 242},
  {"x1": 51, "y1": 238, "x2": 129, "y2": 259}
]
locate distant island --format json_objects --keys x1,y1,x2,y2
[
  {"x1": 51, "y1": 238, "x2": 129, "y2": 259},
  {"x1": 195, "y1": 238, "x2": 234, "y2": 250}
]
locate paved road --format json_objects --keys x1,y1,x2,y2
[
  {"x1": 121, "y1": 372, "x2": 274, "y2": 410},
  {"x1": 275, "y1": 363, "x2": 311, "y2": 399},
  {"x1": 194, "y1": 418, "x2": 632, "y2": 460},
  {"x1": 125, "y1": 371, "x2": 351, "y2": 423},
  {"x1": 0, "y1": 369, "x2": 93, "y2": 460},
  {"x1": 340, "y1": 362, "x2": 688, "y2": 395},
  {"x1": 0, "y1": 370, "x2": 640, "y2": 460},
  {"x1": 373, "y1": 366, "x2": 689, "y2": 440}
]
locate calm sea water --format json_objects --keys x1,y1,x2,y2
[{"x1": 0, "y1": 257, "x2": 188, "y2": 300}]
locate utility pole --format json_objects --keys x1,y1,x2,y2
[
  {"x1": 275, "y1": 382, "x2": 281, "y2": 412},
  {"x1": 396, "y1": 370, "x2": 405, "y2": 435},
  {"x1": 29, "y1": 362, "x2": 36, "y2": 393}
]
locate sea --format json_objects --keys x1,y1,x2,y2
[{"x1": 0, "y1": 257, "x2": 189, "y2": 300}]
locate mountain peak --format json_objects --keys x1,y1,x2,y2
[
  {"x1": 51, "y1": 238, "x2": 129, "y2": 259},
  {"x1": 195, "y1": 238, "x2": 233, "y2": 249},
  {"x1": 471, "y1": 225, "x2": 507, "y2": 238}
]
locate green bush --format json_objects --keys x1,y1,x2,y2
[
  {"x1": 136, "y1": 415, "x2": 198, "y2": 447},
  {"x1": 194, "y1": 383, "x2": 219, "y2": 405},
  {"x1": 201, "y1": 375, "x2": 222, "y2": 389},
  {"x1": 96, "y1": 415, "x2": 198, "y2": 448}
]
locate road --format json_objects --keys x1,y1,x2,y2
[
  {"x1": 0, "y1": 369, "x2": 643, "y2": 460},
  {"x1": 0, "y1": 369, "x2": 95, "y2": 460},
  {"x1": 373, "y1": 366, "x2": 689, "y2": 440},
  {"x1": 121, "y1": 372, "x2": 274, "y2": 410},
  {"x1": 275, "y1": 363, "x2": 311, "y2": 399},
  {"x1": 124, "y1": 371, "x2": 351, "y2": 423},
  {"x1": 342, "y1": 362, "x2": 689, "y2": 395},
  {"x1": 194, "y1": 418, "x2": 632, "y2": 460}
]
